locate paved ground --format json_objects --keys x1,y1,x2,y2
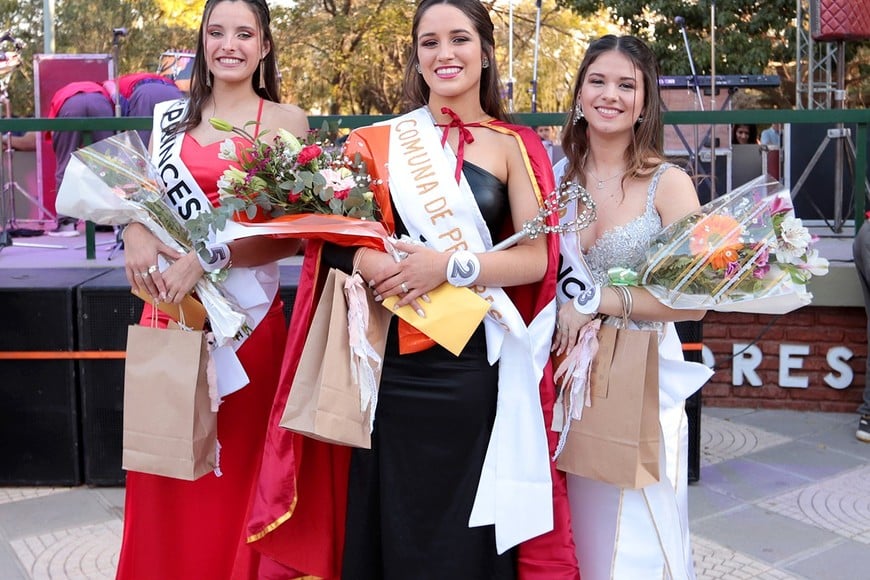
[{"x1": 0, "y1": 407, "x2": 867, "y2": 579}]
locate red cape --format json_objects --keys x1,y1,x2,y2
[{"x1": 247, "y1": 118, "x2": 579, "y2": 579}]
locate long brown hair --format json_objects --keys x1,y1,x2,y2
[
  {"x1": 176, "y1": 0, "x2": 279, "y2": 134},
  {"x1": 560, "y1": 35, "x2": 664, "y2": 185},
  {"x1": 402, "y1": 0, "x2": 508, "y2": 122}
]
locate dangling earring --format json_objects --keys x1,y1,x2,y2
[
  {"x1": 481, "y1": 56, "x2": 490, "y2": 69},
  {"x1": 415, "y1": 63, "x2": 422, "y2": 74},
  {"x1": 205, "y1": 70, "x2": 211, "y2": 88},
  {"x1": 259, "y1": 59, "x2": 266, "y2": 90},
  {"x1": 572, "y1": 107, "x2": 584, "y2": 125}
]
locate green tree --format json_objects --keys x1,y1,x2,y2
[{"x1": 558, "y1": 0, "x2": 798, "y2": 107}]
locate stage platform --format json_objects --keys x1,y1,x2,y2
[{"x1": 0, "y1": 221, "x2": 863, "y2": 487}]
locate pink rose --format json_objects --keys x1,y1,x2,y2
[{"x1": 333, "y1": 188, "x2": 350, "y2": 200}]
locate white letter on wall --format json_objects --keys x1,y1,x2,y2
[
  {"x1": 733, "y1": 343, "x2": 762, "y2": 386},
  {"x1": 779, "y1": 344, "x2": 809, "y2": 388},
  {"x1": 825, "y1": 346, "x2": 854, "y2": 390}
]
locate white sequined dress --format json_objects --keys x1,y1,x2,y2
[{"x1": 554, "y1": 160, "x2": 714, "y2": 580}]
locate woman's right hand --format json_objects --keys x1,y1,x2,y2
[
  {"x1": 123, "y1": 223, "x2": 184, "y2": 301},
  {"x1": 552, "y1": 299, "x2": 595, "y2": 356}
]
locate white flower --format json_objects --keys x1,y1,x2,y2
[
  {"x1": 277, "y1": 128, "x2": 303, "y2": 154},
  {"x1": 218, "y1": 138, "x2": 238, "y2": 162},
  {"x1": 217, "y1": 166, "x2": 246, "y2": 197},
  {"x1": 774, "y1": 216, "x2": 812, "y2": 263},
  {"x1": 801, "y1": 248, "x2": 830, "y2": 277},
  {"x1": 320, "y1": 167, "x2": 356, "y2": 191}
]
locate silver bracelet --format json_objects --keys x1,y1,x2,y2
[{"x1": 446, "y1": 250, "x2": 480, "y2": 287}]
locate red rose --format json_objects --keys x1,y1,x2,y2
[
  {"x1": 333, "y1": 188, "x2": 350, "y2": 200},
  {"x1": 296, "y1": 144, "x2": 322, "y2": 166},
  {"x1": 287, "y1": 191, "x2": 301, "y2": 203}
]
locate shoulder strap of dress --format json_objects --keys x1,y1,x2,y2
[
  {"x1": 647, "y1": 162, "x2": 674, "y2": 207},
  {"x1": 254, "y1": 98, "x2": 265, "y2": 135}
]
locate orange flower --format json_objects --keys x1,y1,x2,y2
[{"x1": 689, "y1": 214, "x2": 744, "y2": 270}]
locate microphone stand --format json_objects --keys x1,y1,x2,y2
[
  {"x1": 709, "y1": 0, "x2": 717, "y2": 198},
  {"x1": 530, "y1": 0, "x2": 542, "y2": 113},
  {"x1": 107, "y1": 28, "x2": 126, "y2": 258},
  {"x1": 676, "y1": 16, "x2": 704, "y2": 181}
]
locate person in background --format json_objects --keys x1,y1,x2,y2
[
  {"x1": 851, "y1": 214, "x2": 870, "y2": 443},
  {"x1": 732, "y1": 122, "x2": 758, "y2": 145},
  {"x1": 247, "y1": 0, "x2": 579, "y2": 577},
  {"x1": 115, "y1": 0, "x2": 307, "y2": 577},
  {"x1": 553, "y1": 35, "x2": 711, "y2": 579},
  {"x1": 47, "y1": 81, "x2": 115, "y2": 234},
  {"x1": 760, "y1": 122, "x2": 781, "y2": 148},
  {"x1": 1, "y1": 130, "x2": 37, "y2": 151},
  {"x1": 107, "y1": 73, "x2": 185, "y2": 145},
  {"x1": 534, "y1": 124, "x2": 565, "y2": 165},
  {"x1": 48, "y1": 75, "x2": 183, "y2": 234}
]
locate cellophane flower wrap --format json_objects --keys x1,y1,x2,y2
[
  {"x1": 186, "y1": 119, "x2": 380, "y2": 244},
  {"x1": 55, "y1": 130, "x2": 248, "y2": 343},
  {"x1": 608, "y1": 175, "x2": 829, "y2": 315}
]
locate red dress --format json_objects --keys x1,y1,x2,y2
[{"x1": 116, "y1": 107, "x2": 286, "y2": 580}]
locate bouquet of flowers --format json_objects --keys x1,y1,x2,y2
[
  {"x1": 55, "y1": 131, "x2": 248, "y2": 343},
  {"x1": 187, "y1": 119, "x2": 380, "y2": 244},
  {"x1": 607, "y1": 175, "x2": 829, "y2": 315}
]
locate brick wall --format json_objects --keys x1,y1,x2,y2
[{"x1": 699, "y1": 306, "x2": 867, "y2": 412}]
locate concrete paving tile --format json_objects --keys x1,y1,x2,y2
[
  {"x1": 9, "y1": 521, "x2": 120, "y2": 580},
  {"x1": 784, "y1": 538, "x2": 870, "y2": 580},
  {"x1": 728, "y1": 410, "x2": 855, "y2": 439},
  {"x1": 688, "y1": 483, "x2": 745, "y2": 522},
  {"x1": 699, "y1": 458, "x2": 813, "y2": 502},
  {"x1": 808, "y1": 420, "x2": 870, "y2": 459},
  {"x1": 760, "y1": 465, "x2": 870, "y2": 544},
  {"x1": 691, "y1": 505, "x2": 843, "y2": 565},
  {"x1": 0, "y1": 542, "x2": 28, "y2": 580},
  {"x1": 0, "y1": 489, "x2": 116, "y2": 539},
  {"x1": 693, "y1": 535, "x2": 805, "y2": 579},
  {"x1": 701, "y1": 406, "x2": 760, "y2": 421},
  {"x1": 741, "y1": 440, "x2": 867, "y2": 480},
  {"x1": 701, "y1": 416, "x2": 792, "y2": 466},
  {"x1": 0, "y1": 488, "x2": 68, "y2": 507}
]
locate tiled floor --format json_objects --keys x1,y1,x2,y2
[{"x1": 1, "y1": 408, "x2": 868, "y2": 579}]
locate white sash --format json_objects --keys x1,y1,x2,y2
[
  {"x1": 152, "y1": 100, "x2": 280, "y2": 396},
  {"x1": 553, "y1": 159, "x2": 596, "y2": 305},
  {"x1": 380, "y1": 108, "x2": 554, "y2": 552}
]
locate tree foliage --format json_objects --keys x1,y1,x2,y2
[{"x1": 558, "y1": 0, "x2": 869, "y2": 109}]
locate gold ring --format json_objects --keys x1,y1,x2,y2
[
  {"x1": 401, "y1": 282, "x2": 409, "y2": 293},
  {"x1": 147, "y1": 264, "x2": 158, "y2": 274}
]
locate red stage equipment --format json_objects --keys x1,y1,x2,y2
[
  {"x1": 811, "y1": 0, "x2": 870, "y2": 41},
  {"x1": 33, "y1": 53, "x2": 112, "y2": 216}
]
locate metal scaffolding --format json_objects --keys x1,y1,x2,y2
[{"x1": 795, "y1": 0, "x2": 840, "y2": 110}]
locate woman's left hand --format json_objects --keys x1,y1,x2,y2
[
  {"x1": 377, "y1": 239, "x2": 448, "y2": 307},
  {"x1": 158, "y1": 251, "x2": 205, "y2": 304},
  {"x1": 552, "y1": 300, "x2": 594, "y2": 356}
]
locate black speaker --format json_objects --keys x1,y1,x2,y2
[
  {"x1": 77, "y1": 269, "x2": 143, "y2": 485},
  {"x1": 675, "y1": 320, "x2": 703, "y2": 484},
  {"x1": 0, "y1": 268, "x2": 108, "y2": 485},
  {"x1": 279, "y1": 264, "x2": 302, "y2": 326}
]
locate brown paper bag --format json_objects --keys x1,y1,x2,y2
[
  {"x1": 122, "y1": 321, "x2": 216, "y2": 480},
  {"x1": 556, "y1": 321, "x2": 661, "y2": 489},
  {"x1": 280, "y1": 268, "x2": 391, "y2": 448}
]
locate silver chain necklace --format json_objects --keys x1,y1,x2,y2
[{"x1": 586, "y1": 166, "x2": 626, "y2": 190}]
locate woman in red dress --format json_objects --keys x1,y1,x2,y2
[{"x1": 116, "y1": 0, "x2": 307, "y2": 578}]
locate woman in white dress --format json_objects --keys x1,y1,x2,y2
[{"x1": 551, "y1": 35, "x2": 713, "y2": 580}]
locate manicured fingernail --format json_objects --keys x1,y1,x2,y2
[
  {"x1": 421, "y1": 293, "x2": 431, "y2": 303},
  {"x1": 415, "y1": 308, "x2": 425, "y2": 318},
  {"x1": 374, "y1": 294, "x2": 382, "y2": 302},
  {"x1": 368, "y1": 279, "x2": 376, "y2": 287}
]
